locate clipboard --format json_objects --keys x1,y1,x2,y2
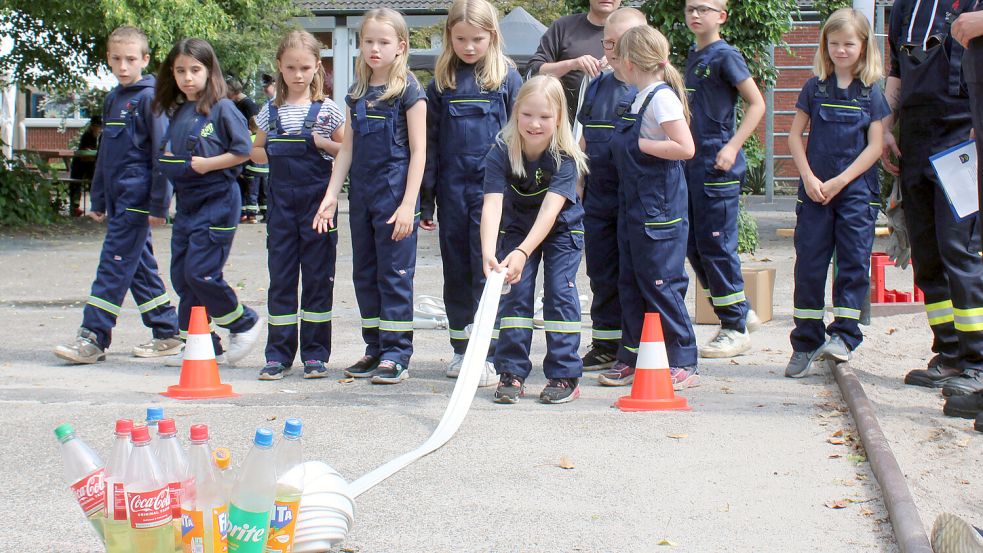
[{"x1": 929, "y1": 139, "x2": 979, "y2": 221}]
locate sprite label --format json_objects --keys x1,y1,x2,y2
[{"x1": 227, "y1": 504, "x2": 269, "y2": 553}]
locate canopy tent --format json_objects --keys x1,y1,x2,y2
[{"x1": 409, "y1": 7, "x2": 547, "y2": 74}]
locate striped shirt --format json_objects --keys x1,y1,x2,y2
[{"x1": 256, "y1": 99, "x2": 345, "y2": 160}]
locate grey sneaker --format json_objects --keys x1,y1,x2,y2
[
  {"x1": 816, "y1": 334, "x2": 851, "y2": 362},
  {"x1": 494, "y1": 373, "x2": 525, "y2": 404},
  {"x1": 746, "y1": 309, "x2": 762, "y2": 332},
  {"x1": 225, "y1": 317, "x2": 264, "y2": 366},
  {"x1": 699, "y1": 328, "x2": 751, "y2": 359},
  {"x1": 303, "y1": 360, "x2": 328, "y2": 379},
  {"x1": 670, "y1": 366, "x2": 700, "y2": 390},
  {"x1": 931, "y1": 512, "x2": 983, "y2": 553},
  {"x1": 259, "y1": 361, "x2": 290, "y2": 381},
  {"x1": 540, "y1": 378, "x2": 581, "y2": 404},
  {"x1": 132, "y1": 337, "x2": 184, "y2": 358},
  {"x1": 53, "y1": 328, "x2": 105, "y2": 364},
  {"x1": 445, "y1": 353, "x2": 465, "y2": 378},
  {"x1": 785, "y1": 350, "x2": 818, "y2": 378},
  {"x1": 478, "y1": 360, "x2": 498, "y2": 388},
  {"x1": 371, "y1": 360, "x2": 409, "y2": 384}
]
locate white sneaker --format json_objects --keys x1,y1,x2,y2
[
  {"x1": 225, "y1": 317, "x2": 264, "y2": 366},
  {"x1": 165, "y1": 351, "x2": 227, "y2": 367},
  {"x1": 699, "y1": 328, "x2": 751, "y2": 359},
  {"x1": 746, "y1": 309, "x2": 762, "y2": 332},
  {"x1": 445, "y1": 353, "x2": 465, "y2": 378},
  {"x1": 479, "y1": 361, "x2": 497, "y2": 388}
]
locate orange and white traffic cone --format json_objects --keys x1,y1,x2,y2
[
  {"x1": 161, "y1": 305, "x2": 238, "y2": 400},
  {"x1": 615, "y1": 312, "x2": 690, "y2": 412}
]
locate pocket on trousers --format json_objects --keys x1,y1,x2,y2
[{"x1": 643, "y1": 219, "x2": 681, "y2": 241}]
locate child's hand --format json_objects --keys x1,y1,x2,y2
[
  {"x1": 820, "y1": 177, "x2": 847, "y2": 205},
  {"x1": 714, "y1": 144, "x2": 739, "y2": 172},
  {"x1": 482, "y1": 254, "x2": 501, "y2": 278},
  {"x1": 500, "y1": 249, "x2": 528, "y2": 284},
  {"x1": 420, "y1": 218, "x2": 437, "y2": 231},
  {"x1": 88, "y1": 211, "x2": 105, "y2": 223},
  {"x1": 313, "y1": 193, "x2": 338, "y2": 233},
  {"x1": 881, "y1": 131, "x2": 901, "y2": 176},
  {"x1": 149, "y1": 216, "x2": 165, "y2": 227},
  {"x1": 190, "y1": 156, "x2": 211, "y2": 174},
  {"x1": 804, "y1": 174, "x2": 826, "y2": 203},
  {"x1": 387, "y1": 204, "x2": 415, "y2": 241},
  {"x1": 312, "y1": 134, "x2": 332, "y2": 152}
]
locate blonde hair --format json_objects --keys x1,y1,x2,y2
[
  {"x1": 434, "y1": 0, "x2": 514, "y2": 93},
  {"x1": 814, "y1": 8, "x2": 883, "y2": 86},
  {"x1": 274, "y1": 30, "x2": 326, "y2": 107},
  {"x1": 606, "y1": 7, "x2": 647, "y2": 28},
  {"x1": 108, "y1": 26, "x2": 149, "y2": 56},
  {"x1": 498, "y1": 75, "x2": 589, "y2": 179},
  {"x1": 615, "y1": 26, "x2": 691, "y2": 123},
  {"x1": 351, "y1": 8, "x2": 410, "y2": 102}
]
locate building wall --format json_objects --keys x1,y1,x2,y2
[{"x1": 26, "y1": 127, "x2": 81, "y2": 150}]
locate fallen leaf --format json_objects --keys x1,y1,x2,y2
[
  {"x1": 828, "y1": 454, "x2": 842, "y2": 459},
  {"x1": 855, "y1": 473, "x2": 869, "y2": 481},
  {"x1": 729, "y1": 359, "x2": 739, "y2": 365},
  {"x1": 886, "y1": 327, "x2": 897, "y2": 335},
  {"x1": 847, "y1": 454, "x2": 867, "y2": 464},
  {"x1": 558, "y1": 456, "x2": 575, "y2": 469},
  {"x1": 667, "y1": 433, "x2": 688, "y2": 439},
  {"x1": 825, "y1": 498, "x2": 853, "y2": 509},
  {"x1": 720, "y1": 386, "x2": 734, "y2": 394},
  {"x1": 959, "y1": 479, "x2": 970, "y2": 485},
  {"x1": 657, "y1": 538, "x2": 677, "y2": 546},
  {"x1": 832, "y1": 429, "x2": 844, "y2": 437},
  {"x1": 759, "y1": 257, "x2": 773, "y2": 262},
  {"x1": 266, "y1": 415, "x2": 278, "y2": 421},
  {"x1": 828, "y1": 437, "x2": 846, "y2": 445},
  {"x1": 816, "y1": 390, "x2": 833, "y2": 398},
  {"x1": 337, "y1": 378, "x2": 354, "y2": 384},
  {"x1": 859, "y1": 507, "x2": 875, "y2": 516}
]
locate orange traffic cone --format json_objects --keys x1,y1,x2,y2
[
  {"x1": 615, "y1": 312, "x2": 690, "y2": 412},
  {"x1": 162, "y1": 306, "x2": 239, "y2": 399}
]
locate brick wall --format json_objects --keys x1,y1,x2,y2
[{"x1": 25, "y1": 126, "x2": 82, "y2": 150}]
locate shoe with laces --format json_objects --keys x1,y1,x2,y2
[
  {"x1": 479, "y1": 360, "x2": 498, "y2": 388},
  {"x1": 132, "y1": 337, "x2": 184, "y2": 358},
  {"x1": 943, "y1": 370, "x2": 983, "y2": 397},
  {"x1": 303, "y1": 360, "x2": 328, "y2": 379},
  {"x1": 785, "y1": 350, "x2": 818, "y2": 378},
  {"x1": 259, "y1": 361, "x2": 290, "y2": 380},
  {"x1": 699, "y1": 328, "x2": 751, "y2": 359},
  {"x1": 582, "y1": 346, "x2": 617, "y2": 371},
  {"x1": 494, "y1": 373, "x2": 525, "y2": 404},
  {"x1": 745, "y1": 309, "x2": 762, "y2": 332},
  {"x1": 345, "y1": 355, "x2": 380, "y2": 378},
  {"x1": 165, "y1": 350, "x2": 228, "y2": 367},
  {"x1": 905, "y1": 356, "x2": 962, "y2": 388},
  {"x1": 53, "y1": 328, "x2": 106, "y2": 364},
  {"x1": 540, "y1": 378, "x2": 581, "y2": 404},
  {"x1": 371, "y1": 360, "x2": 409, "y2": 384},
  {"x1": 671, "y1": 367, "x2": 700, "y2": 390},
  {"x1": 445, "y1": 353, "x2": 465, "y2": 378},
  {"x1": 942, "y1": 392, "x2": 983, "y2": 419},
  {"x1": 816, "y1": 334, "x2": 851, "y2": 363},
  {"x1": 598, "y1": 361, "x2": 634, "y2": 387},
  {"x1": 225, "y1": 317, "x2": 264, "y2": 366},
  {"x1": 931, "y1": 512, "x2": 983, "y2": 553}
]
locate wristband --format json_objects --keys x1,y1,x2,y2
[{"x1": 514, "y1": 247, "x2": 529, "y2": 259}]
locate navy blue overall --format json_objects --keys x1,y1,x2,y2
[
  {"x1": 425, "y1": 67, "x2": 515, "y2": 355},
  {"x1": 82, "y1": 76, "x2": 178, "y2": 349},
  {"x1": 577, "y1": 72, "x2": 636, "y2": 353},
  {"x1": 684, "y1": 41, "x2": 749, "y2": 330},
  {"x1": 159, "y1": 103, "x2": 259, "y2": 353},
  {"x1": 890, "y1": 0, "x2": 983, "y2": 371},
  {"x1": 264, "y1": 102, "x2": 337, "y2": 365},
  {"x1": 492, "y1": 150, "x2": 584, "y2": 380},
  {"x1": 348, "y1": 92, "x2": 418, "y2": 366},
  {"x1": 791, "y1": 78, "x2": 880, "y2": 353},
  {"x1": 611, "y1": 85, "x2": 697, "y2": 369}
]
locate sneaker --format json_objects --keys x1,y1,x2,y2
[
  {"x1": 598, "y1": 361, "x2": 635, "y2": 387},
  {"x1": 540, "y1": 378, "x2": 581, "y2": 404},
  {"x1": 582, "y1": 346, "x2": 617, "y2": 371},
  {"x1": 942, "y1": 370, "x2": 983, "y2": 397},
  {"x1": 445, "y1": 353, "x2": 465, "y2": 378},
  {"x1": 53, "y1": 328, "x2": 105, "y2": 364},
  {"x1": 371, "y1": 360, "x2": 409, "y2": 384},
  {"x1": 815, "y1": 334, "x2": 851, "y2": 363},
  {"x1": 345, "y1": 355, "x2": 380, "y2": 378},
  {"x1": 671, "y1": 366, "x2": 700, "y2": 390},
  {"x1": 246, "y1": 214, "x2": 258, "y2": 224},
  {"x1": 746, "y1": 309, "x2": 762, "y2": 333},
  {"x1": 785, "y1": 350, "x2": 818, "y2": 378},
  {"x1": 479, "y1": 361, "x2": 498, "y2": 388},
  {"x1": 905, "y1": 359, "x2": 962, "y2": 388},
  {"x1": 132, "y1": 337, "x2": 184, "y2": 358},
  {"x1": 303, "y1": 360, "x2": 328, "y2": 379},
  {"x1": 259, "y1": 361, "x2": 290, "y2": 381},
  {"x1": 931, "y1": 513, "x2": 983, "y2": 553},
  {"x1": 225, "y1": 317, "x2": 264, "y2": 366},
  {"x1": 942, "y1": 392, "x2": 983, "y2": 419},
  {"x1": 699, "y1": 328, "x2": 751, "y2": 359},
  {"x1": 494, "y1": 373, "x2": 525, "y2": 404},
  {"x1": 165, "y1": 350, "x2": 228, "y2": 367}
]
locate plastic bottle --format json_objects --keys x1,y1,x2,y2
[
  {"x1": 266, "y1": 419, "x2": 305, "y2": 552},
  {"x1": 181, "y1": 424, "x2": 229, "y2": 553},
  {"x1": 125, "y1": 424, "x2": 173, "y2": 552},
  {"x1": 227, "y1": 428, "x2": 276, "y2": 553},
  {"x1": 212, "y1": 448, "x2": 234, "y2": 502},
  {"x1": 54, "y1": 423, "x2": 107, "y2": 544},
  {"x1": 157, "y1": 418, "x2": 190, "y2": 552},
  {"x1": 147, "y1": 407, "x2": 165, "y2": 453},
  {"x1": 104, "y1": 419, "x2": 134, "y2": 553}
]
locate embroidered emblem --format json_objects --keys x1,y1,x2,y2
[{"x1": 200, "y1": 122, "x2": 215, "y2": 138}]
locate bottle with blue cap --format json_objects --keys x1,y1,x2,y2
[
  {"x1": 227, "y1": 428, "x2": 276, "y2": 553},
  {"x1": 267, "y1": 418, "x2": 305, "y2": 552},
  {"x1": 145, "y1": 406, "x2": 164, "y2": 453}
]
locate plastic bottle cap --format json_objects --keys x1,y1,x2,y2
[
  {"x1": 213, "y1": 447, "x2": 231, "y2": 470},
  {"x1": 254, "y1": 428, "x2": 274, "y2": 447},
  {"x1": 115, "y1": 419, "x2": 133, "y2": 434},
  {"x1": 131, "y1": 425, "x2": 151, "y2": 444},
  {"x1": 157, "y1": 418, "x2": 176, "y2": 434},
  {"x1": 283, "y1": 418, "x2": 303, "y2": 438},
  {"x1": 54, "y1": 423, "x2": 74, "y2": 441},
  {"x1": 146, "y1": 406, "x2": 164, "y2": 422},
  {"x1": 190, "y1": 424, "x2": 209, "y2": 441}
]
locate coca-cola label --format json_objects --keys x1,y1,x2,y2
[
  {"x1": 70, "y1": 469, "x2": 106, "y2": 517},
  {"x1": 127, "y1": 486, "x2": 172, "y2": 529},
  {"x1": 167, "y1": 481, "x2": 182, "y2": 518},
  {"x1": 112, "y1": 482, "x2": 127, "y2": 521}
]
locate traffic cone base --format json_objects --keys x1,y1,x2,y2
[
  {"x1": 615, "y1": 313, "x2": 691, "y2": 413},
  {"x1": 161, "y1": 306, "x2": 239, "y2": 400}
]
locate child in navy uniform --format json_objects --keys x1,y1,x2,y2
[
  {"x1": 421, "y1": 0, "x2": 522, "y2": 387},
  {"x1": 785, "y1": 9, "x2": 888, "y2": 377},
  {"x1": 54, "y1": 26, "x2": 181, "y2": 365},
  {"x1": 154, "y1": 38, "x2": 264, "y2": 366},
  {"x1": 480, "y1": 75, "x2": 589, "y2": 405},
  {"x1": 683, "y1": 0, "x2": 766, "y2": 359}
]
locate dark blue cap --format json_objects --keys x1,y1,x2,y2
[
  {"x1": 146, "y1": 407, "x2": 164, "y2": 422},
  {"x1": 283, "y1": 418, "x2": 303, "y2": 438},
  {"x1": 254, "y1": 428, "x2": 274, "y2": 447}
]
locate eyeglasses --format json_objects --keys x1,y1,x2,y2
[
  {"x1": 601, "y1": 39, "x2": 616, "y2": 51},
  {"x1": 684, "y1": 5, "x2": 722, "y2": 16}
]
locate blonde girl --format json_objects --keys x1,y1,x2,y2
[
  {"x1": 421, "y1": 0, "x2": 523, "y2": 384},
  {"x1": 313, "y1": 8, "x2": 426, "y2": 385},
  {"x1": 479, "y1": 75, "x2": 589, "y2": 405}
]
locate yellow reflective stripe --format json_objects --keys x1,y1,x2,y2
[
  {"x1": 928, "y1": 313, "x2": 955, "y2": 325},
  {"x1": 268, "y1": 138, "x2": 306, "y2": 142},
  {"x1": 705, "y1": 181, "x2": 740, "y2": 187},
  {"x1": 711, "y1": 291, "x2": 746, "y2": 307},
  {"x1": 137, "y1": 293, "x2": 170, "y2": 313},
  {"x1": 544, "y1": 320, "x2": 581, "y2": 333},
  {"x1": 585, "y1": 124, "x2": 615, "y2": 129},
  {"x1": 621, "y1": 116, "x2": 637, "y2": 122},
  {"x1": 623, "y1": 345, "x2": 638, "y2": 353},
  {"x1": 300, "y1": 310, "x2": 332, "y2": 323},
  {"x1": 361, "y1": 317, "x2": 380, "y2": 328},
  {"x1": 820, "y1": 103, "x2": 862, "y2": 110},
  {"x1": 645, "y1": 218, "x2": 682, "y2": 226},
  {"x1": 925, "y1": 300, "x2": 954, "y2": 326},
  {"x1": 268, "y1": 313, "x2": 299, "y2": 326},
  {"x1": 209, "y1": 226, "x2": 235, "y2": 231},
  {"x1": 833, "y1": 306, "x2": 861, "y2": 320},
  {"x1": 158, "y1": 158, "x2": 185, "y2": 164},
  {"x1": 87, "y1": 295, "x2": 121, "y2": 316},
  {"x1": 379, "y1": 319, "x2": 414, "y2": 332},
  {"x1": 953, "y1": 307, "x2": 983, "y2": 331},
  {"x1": 449, "y1": 99, "x2": 491, "y2": 103},
  {"x1": 500, "y1": 316, "x2": 534, "y2": 329},
  {"x1": 570, "y1": 230, "x2": 584, "y2": 235},
  {"x1": 125, "y1": 207, "x2": 150, "y2": 214},
  {"x1": 246, "y1": 166, "x2": 269, "y2": 173},
  {"x1": 365, "y1": 115, "x2": 386, "y2": 119},
  {"x1": 925, "y1": 299, "x2": 953, "y2": 311},
  {"x1": 592, "y1": 329, "x2": 622, "y2": 340},
  {"x1": 510, "y1": 185, "x2": 548, "y2": 197},
  {"x1": 794, "y1": 308, "x2": 824, "y2": 320},
  {"x1": 213, "y1": 304, "x2": 244, "y2": 326},
  {"x1": 448, "y1": 328, "x2": 469, "y2": 340},
  {"x1": 106, "y1": 122, "x2": 126, "y2": 126}
]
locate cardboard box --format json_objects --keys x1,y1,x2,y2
[{"x1": 694, "y1": 267, "x2": 776, "y2": 325}]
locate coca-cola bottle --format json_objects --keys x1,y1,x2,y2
[
  {"x1": 54, "y1": 423, "x2": 106, "y2": 544},
  {"x1": 125, "y1": 424, "x2": 174, "y2": 552},
  {"x1": 105, "y1": 419, "x2": 133, "y2": 553}
]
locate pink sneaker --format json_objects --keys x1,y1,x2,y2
[{"x1": 670, "y1": 367, "x2": 700, "y2": 390}]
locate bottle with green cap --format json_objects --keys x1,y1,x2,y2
[
  {"x1": 267, "y1": 418, "x2": 305, "y2": 552},
  {"x1": 54, "y1": 423, "x2": 107, "y2": 544},
  {"x1": 227, "y1": 428, "x2": 277, "y2": 553}
]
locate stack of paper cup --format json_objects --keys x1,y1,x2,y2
[{"x1": 292, "y1": 461, "x2": 355, "y2": 552}]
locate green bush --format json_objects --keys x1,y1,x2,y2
[
  {"x1": 737, "y1": 195, "x2": 758, "y2": 254},
  {"x1": 0, "y1": 153, "x2": 62, "y2": 225}
]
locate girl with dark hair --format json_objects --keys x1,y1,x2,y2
[{"x1": 154, "y1": 37, "x2": 264, "y2": 367}]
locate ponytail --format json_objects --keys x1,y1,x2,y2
[{"x1": 615, "y1": 26, "x2": 690, "y2": 123}]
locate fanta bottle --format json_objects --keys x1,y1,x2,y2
[
  {"x1": 158, "y1": 419, "x2": 190, "y2": 552},
  {"x1": 181, "y1": 424, "x2": 229, "y2": 553},
  {"x1": 54, "y1": 423, "x2": 107, "y2": 544},
  {"x1": 227, "y1": 429, "x2": 276, "y2": 553},
  {"x1": 105, "y1": 419, "x2": 134, "y2": 553},
  {"x1": 212, "y1": 448, "x2": 234, "y2": 502},
  {"x1": 147, "y1": 406, "x2": 165, "y2": 453},
  {"x1": 125, "y1": 424, "x2": 174, "y2": 552},
  {"x1": 266, "y1": 419, "x2": 304, "y2": 553}
]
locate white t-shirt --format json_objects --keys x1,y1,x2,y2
[
  {"x1": 256, "y1": 100, "x2": 345, "y2": 160},
  {"x1": 630, "y1": 81, "x2": 684, "y2": 141}
]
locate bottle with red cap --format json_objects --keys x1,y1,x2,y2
[
  {"x1": 157, "y1": 418, "x2": 190, "y2": 552},
  {"x1": 125, "y1": 424, "x2": 174, "y2": 552},
  {"x1": 181, "y1": 424, "x2": 229, "y2": 553},
  {"x1": 105, "y1": 419, "x2": 134, "y2": 553},
  {"x1": 54, "y1": 423, "x2": 107, "y2": 544}
]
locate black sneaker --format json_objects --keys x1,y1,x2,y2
[
  {"x1": 942, "y1": 392, "x2": 983, "y2": 419},
  {"x1": 370, "y1": 360, "x2": 409, "y2": 384},
  {"x1": 303, "y1": 360, "x2": 328, "y2": 379},
  {"x1": 942, "y1": 370, "x2": 983, "y2": 397},
  {"x1": 345, "y1": 355, "x2": 380, "y2": 378},
  {"x1": 494, "y1": 373, "x2": 525, "y2": 404},
  {"x1": 540, "y1": 378, "x2": 581, "y2": 404},
  {"x1": 582, "y1": 346, "x2": 617, "y2": 372},
  {"x1": 905, "y1": 357, "x2": 961, "y2": 388},
  {"x1": 259, "y1": 361, "x2": 290, "y2": 381}
]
